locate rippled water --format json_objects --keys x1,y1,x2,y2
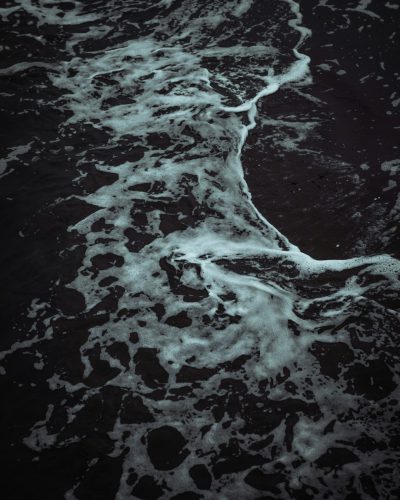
[{"x1": 1, "y1": 1, "x2": 400, "y2": 499}]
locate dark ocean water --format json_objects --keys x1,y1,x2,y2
[{"x1": 1, "y1": 1, "x2": 399, "y2": 499}]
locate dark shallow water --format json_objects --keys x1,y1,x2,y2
[
  {"x1": 1, "y1": 1, "x2": 399, "y2": 499},
  {"x1": 245, "y1": 0, "x2": 400, "y2": 260}
]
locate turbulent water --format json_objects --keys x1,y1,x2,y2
[{"x1": 1, "y1": 1, "x2": 400, "y2": 499}]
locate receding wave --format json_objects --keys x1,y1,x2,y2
[{"x1": 1, "y1": 1, "x2": 399, "y2": 498}]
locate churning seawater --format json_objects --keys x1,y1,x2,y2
[{"x1": 1, "y1": 1, "x2": 400, "y2": 499}]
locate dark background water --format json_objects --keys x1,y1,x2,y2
[{"x1": 245, "y1": 0, "x2": 400, "y2": 260}]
